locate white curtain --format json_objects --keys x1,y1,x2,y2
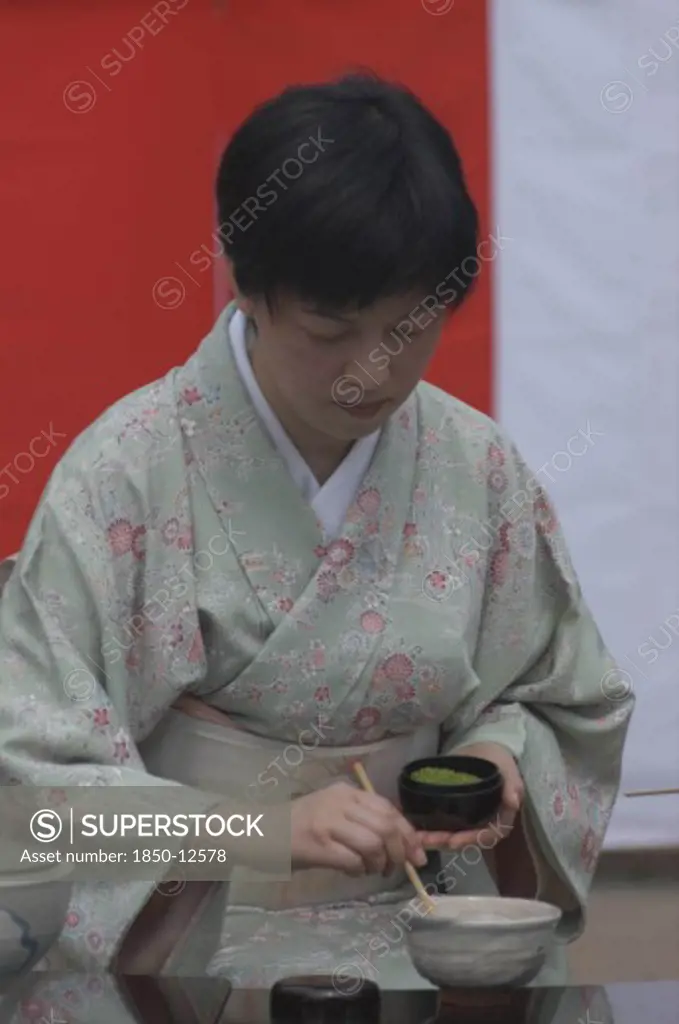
[{"x1": 492, "y1": 0, "x2": 679, "y2": 846}]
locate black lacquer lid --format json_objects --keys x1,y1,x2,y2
[{"x1": 270, "y1": 975, "x2": 381, "y2": 1023}]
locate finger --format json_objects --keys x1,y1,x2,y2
[
  {"x1": 419, "y1": 830, "x2": 451, "y2": 842},
  {"x1": 313, "y1": 839, "x2": 367, "y2": 876},
  {"x1": 391, "y1": 812, "x2": 428, "y2": 866},
  {"x1": 502, "y1": 768, "x2": 524, "y2": 811},
  {"x1": 385, "y1": 823, "x2": 429, "y2": 871},
  {"x1": 447, "y1": 814, "x2": 516, "y2": 852},
  {"x1": 344, "y1": 806, "x2": 397, "y2": 873},
  {"x1": 503, "y1": 783, "x2": 523, "y2": 811},
  {"x1": 418, "y1": 830, "x2": 461, "y2": 849},
  {"x1": 352, "y1": 789, "x2": 405, "y2": 818},
  {"x1": 353, "y1": 792, "x2": 419, "y2": 843},
  {"x1": 445, "y1": 829, "x2": 483, "y2": 850},
  {"x1": 414, "y1": 828, "x2": 469, "y2": 851},
  {"x1": 498, "y1": 803, "x2": 518, "y2": 831},
  {"x1": 351, "y1": 795, "x2": 426, "y2": 867},
  {"x1": 382, "y1": 832, "x2": 407, "y2": 874},
  {"x1": 330, "y1": 820, "x2": 388, "y2": 875},
  {"x1": 173, "y1": 695, "x2": 231, "y2": 725},
  {"x1": 346, "y1": 806, "x2": 421, "y2": 873}
]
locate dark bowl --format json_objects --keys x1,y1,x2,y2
[{"x1": 398, "y1": 756, "x2": 504, "y2": 833}]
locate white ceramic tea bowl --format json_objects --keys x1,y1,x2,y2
[
  {"x1": 0, "y1": 865, "x2": 73, "y2": 978},
  {"x1": 406, "y1": 895, "x2": 562, "y2": 988}
]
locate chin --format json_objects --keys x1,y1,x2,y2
[{"x1": 331, "y1": 414, "x2": 384, "y2": 440}]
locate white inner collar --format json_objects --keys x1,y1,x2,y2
[{"x1": 228, "y1": 308, "x2": 380, "y2": 539}]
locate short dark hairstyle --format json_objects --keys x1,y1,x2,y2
[{"x1": 215, "y1": 72, "x2": 479, "y2": 313}]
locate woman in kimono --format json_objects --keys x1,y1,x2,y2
[{"x1": 0, "y1": 73, "x2": 632, "y2": 990}]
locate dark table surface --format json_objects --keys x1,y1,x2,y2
[{"x1": 0, "y1": 975, "x2": 677, "y2": 1024}]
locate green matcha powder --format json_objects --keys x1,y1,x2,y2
[{"x1": 409, "y1": 766, "x2": 480, "y2": 786}]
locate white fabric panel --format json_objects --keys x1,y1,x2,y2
[{"x1": 492, "y1": 0, "x2": 679, "y2": 846}]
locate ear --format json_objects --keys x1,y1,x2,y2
[{"x1": 223, "y1": 259, "x2": 255, "y2": 316}]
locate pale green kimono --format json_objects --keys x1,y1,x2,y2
[{"x1": 0, "y1": 303, "x2": 633, "y2": 989}]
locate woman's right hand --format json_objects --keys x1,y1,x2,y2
[{"x1": 290, "y1": 781, "x2": 427, "y2": 877}]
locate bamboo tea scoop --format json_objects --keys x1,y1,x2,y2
[
  {"x1": 352, "y1": 761, "x2": 437, "y2": 913},
  {"x1": 625, "y1": 787, "x2": 679, "y2": 797}
]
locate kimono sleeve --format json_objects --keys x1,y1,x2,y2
[
  {"x1": 442, "y1": 434, "x2": 634, "y2": 941},
  {"x1": 444, "y1": 702, "x2": 527, "y2": 762},
  {"x1": 0, "y1": 464, "x2": 220, "y2": 969}
]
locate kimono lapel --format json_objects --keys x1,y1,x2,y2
[
  {"x1": 206, "y1": 384, "x2": 418, "y2": 729},
  {"x1": 318, "y1": 397, "x2": 418, "y2": 601},
  {"x1": 174, "y1": 304, "x2": 324, "y2": 628}
]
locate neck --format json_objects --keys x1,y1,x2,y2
[{"x1": 248, "y1": 338, "x2": 352, "y2": 485}]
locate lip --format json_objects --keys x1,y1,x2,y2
[{"x1": 345, "y1": 400, "x2": 389, "y2": 418}]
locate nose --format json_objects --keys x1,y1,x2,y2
[{"x1": 346, "y1": 349, "x2": 390, "y2": 394}]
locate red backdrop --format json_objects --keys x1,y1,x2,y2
[{"x1": 0, "y1": 0, "x2": 491, "y2": 555}]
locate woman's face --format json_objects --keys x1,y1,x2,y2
[{"x1": 244, "y1": 290, "x2": 447, "y2": 442}]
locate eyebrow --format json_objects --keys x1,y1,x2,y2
[{"x1": 301, "y1": 307, "x2": 356, "y2": 324}]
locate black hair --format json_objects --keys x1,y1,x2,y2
[{"x1": 215, "y1": 71, "x2": 479, "y2": 313}]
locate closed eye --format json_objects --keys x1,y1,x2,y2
[{"x1": 306, "y1": 329, "x2": 353, "y2": 344}]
